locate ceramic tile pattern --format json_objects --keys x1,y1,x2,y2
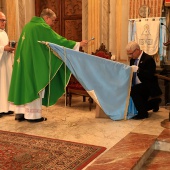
[{"x1": 0, "y1": 95, "x2": 170, "y2": 170}]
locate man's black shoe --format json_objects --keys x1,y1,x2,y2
[
  {"x1": 15, "y1": 117, "x2": 26, "y2": 121},
  {"x1": 0, "y1": 112, "x2": 5, "y2": 115},
  {"x1": 3, "y1": 111, "x2": 14, "y2": 115},
  {"x1": 15, "y1": 114, "x2": 25, "y2": 121},
  {"x1": 147, "y1": 98, "x2": 162, "y2": 112},
  {"x1": 152, "y1": 98, "x2": 162, "y2": 112},
  {"x1": 132, "y1": 114, "x2": 148, "y2": 120},
  {"x1": 27, "y1": 117, "x2": 47, "y2": 122},
  {"x1": 153, "y1": 106, "x2": 159, "y2": 112},
  {"x1": 0, "y1": 111, "x2": 14, "y2": 115},
  {"x1": 7, "y1": 111, "x2": 14, "y2": 114}
]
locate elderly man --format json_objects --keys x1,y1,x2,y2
[
  {"x1": 0, "y1": 11, "x2": 15, "y2": 118},
  {"x1": 8, "y1": 8, "x2": 87, "y2": 122},
  {"x1": 126, "y1": 41, "x2": 162, "y2": 120}
]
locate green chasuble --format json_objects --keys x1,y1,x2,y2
[{"x1": 8, "y1": 17, "x2": 76, "y2": 106}]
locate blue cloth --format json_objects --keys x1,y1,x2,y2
[
  {"x1": 47, "y1": 43, "x2": 133, "y2": 120},
  {"x1": 130, "y1": 59, "x2": 138, "y2": 117},
  {"x1": 159, "y1": 18, "x2": 167, "y2": 60},
  {"x1": 128, "y1": 20, "x2": 136, "y2": 42},
  {"x1": 127, "y1": 97, "x2": 138, "y2": 119}
]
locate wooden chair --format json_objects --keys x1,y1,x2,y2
[
  {"x1": 66, "y1": 43, "x2": 112, "y2": 110},
  {"x1": 92, "y1": 43, "x2": 112, "y2": 59},
  {"x1": 66, "y1": 74, "x2": 93, "y2": 110}
]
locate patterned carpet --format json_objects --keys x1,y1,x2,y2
[{"x1": 0, "y1": 130, "x2": 106, "y2": 170}]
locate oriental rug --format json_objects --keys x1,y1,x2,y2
[{"x1": 0, "y1": 130, "x2": 106, "y2": 170}]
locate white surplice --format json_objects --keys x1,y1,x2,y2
[{"x1": 0, "y1": 29, "x2": 13, "y2": 113}]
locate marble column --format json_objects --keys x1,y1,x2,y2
[
  {"x1": 82, "y1": 0, "x2": 110, "y2": 54},
  {"x1": 82, "y1": 0, "x2": 129, "y2": 62},
  {"x1": 4, "y1": 0, "x2": 35, "y2": 41},
  {"x1": 4, "y1": 0, "x2": 17, "y2": 41},
  {"x1": 82, "y1": 0, "x2": 101, "y2": 54}
]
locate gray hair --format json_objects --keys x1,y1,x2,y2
[
  {"x1": 126, "y1": 41, "x2": 140, "y2": 51},
  {"x1": 40, "y1": 8, "x2": 56, "y2": 18}
]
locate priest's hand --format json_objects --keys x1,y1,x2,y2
[
  {"x1": 80, "y1": 40, "x2": 88, "y2": 47},
  {"x1": 4, "y1": 45, "x2": 15, "y2": 53}
]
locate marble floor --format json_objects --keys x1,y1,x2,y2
[{"x1": 0, "y1": 95, "x2": 170, "y2": 169}]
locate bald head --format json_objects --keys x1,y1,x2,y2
[
  {"x1": 0, "y1": 11, "x2": 6, "y2": 30},
  {"x1": 40, "y1": 8, "x2": 56, "y2": 18},
  {"x1": 40, "y1": 8, "x2": 56, "y2": 27},
  {"x1": 0, "y1": 11, "x2": 5, "y2": 17},
  {"x1": 126, "y1": 41, "x2": 140, "y2": 52}
]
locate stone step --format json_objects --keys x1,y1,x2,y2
[{"x1": 86, "y1": 129, "x2": 170, "y2": 170}]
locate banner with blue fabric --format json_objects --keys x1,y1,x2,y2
[{"x1": 44, "y1": 42, "x2": 133, "y2": 120}]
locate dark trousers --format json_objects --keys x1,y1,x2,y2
[{"x1": 131, "y1": 83, "x2": 150, "y2": 115}]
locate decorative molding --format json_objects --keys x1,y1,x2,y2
[
  {"x1": 115, "y1": 0, "x2": 122, "y2": 60},
  {"x1": 82, "y1": 0, "x2": 110, "y2": 55},
  {"x1": 64, "y1": 0, "x2": 82, "y2": 16},
  {"x1": 65, "y1": 20, "x2": 82, "y2": 41},
  {"x1": 18, "y1": 0, "x2": 26, "y2": 36},
  {"x1": 62, "y1": 0, "x2": 82, "y2": 41},
  {"x1": 100, "y1": 0, "x2": 110, "y2": 49},
  {"x1": 82, "y1": 0, "x2": 88, "y2": 42},
  {"x1": 129, "y1": 0, "x2": 163, "y2": 19}
]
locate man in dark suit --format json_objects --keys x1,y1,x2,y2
[{"x1": 126, "y1": 41, "x2": 162, "y2": 120}]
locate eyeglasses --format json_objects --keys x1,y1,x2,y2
[
  {"x1": 0, "y1": 19, "x2": 7, "y2": 23},
  {"x1": 127, "y1": 49, "x2": 137, "y2": 56},
  {"x1": 51, "y1": 18, "x2": 56, "y2": 23}
]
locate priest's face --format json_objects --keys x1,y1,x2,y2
[
  {"x1": 0, "y1": 12, "x2": 7, "y2": 30},
  {"x1": 45, "y1": 16, "x2": 56, "y2": 27}
]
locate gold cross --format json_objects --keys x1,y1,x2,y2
[
  {"x1": 22, "y1": 33, "x2": 25, "y2": 41},
  {"x1": 17, "y1": 58, "x2": 20, "y2": 64}
]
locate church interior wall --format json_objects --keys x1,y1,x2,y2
[{"x1": 0, "y1": 0, "x2": 168, "y2": 64}]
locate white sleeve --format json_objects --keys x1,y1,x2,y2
[
  {"x1": 73, "y1": 42, "x2": 80, "y2": 51},
  {"x1": 0, "y1": 46, "x2": 4, "y2": 61}
]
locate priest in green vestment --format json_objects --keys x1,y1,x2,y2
[{"x1": 8, "y1": 8, "x2": 87, "y2": 122}]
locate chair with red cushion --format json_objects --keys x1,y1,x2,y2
[
  {"x1": 66, "y1": 75, "x2": 93, "y2": 110},
  {"x1": 92, "y1": 43, "x2": 112, "y2": 59}
]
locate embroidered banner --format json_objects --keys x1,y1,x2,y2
[
  {"x1": 128, "y1": 18, "x2": 167, "y2": 59},
  {"x1": 135, "y1": 19, "x2": 160, "y2": 55}
]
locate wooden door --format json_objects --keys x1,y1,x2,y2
[{"x1": 35, "y1": 0, "x2": 82, "y2": 42}]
